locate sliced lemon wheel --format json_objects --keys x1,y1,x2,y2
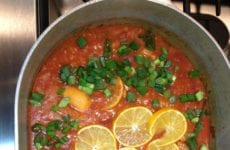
[
  {"x1": 113, "y1": 106, "x2": 153, "y2": 147},
  {"x1": 147, "y1": 141, "x2": 179, "y2": 150},
  {"x1": 75, "y1": 125, "x2": 116, "y2": 150},
  {"x1": 120, "y1": 147, "x2": 137, "y2": 150},
  {"x1": 103, "y1": 77, "x2": 124, "y2": 109},
  {"x1": 148, "y1": 108, "x2": 187, "y2": 147}
]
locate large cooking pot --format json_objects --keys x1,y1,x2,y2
[{"x1": 15, "y1": 0, "x2": 230, "y2": 149}]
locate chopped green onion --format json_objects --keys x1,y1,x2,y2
[
  {"x1": 152, "y1": 99, "x2": 160, "y2": 107},
  {"x1": 137, "y1": 79, "x2": 146, "y2": 87},
  {"x1": 161, "y1": 47, "x2": 168, "y2": 54},
  {"x1": 186, "y1": 137, "x2": 197, "y2": 150},
  {"x1": 94, "y1": 79, "x2": 105, "y2": 90},
  {"x1": 77, "y1": 36, "x2": 87, "y2": 48},
  {"x1": 189, "y1": 70, "x2": 201, "y2": 78},
  {"x1": 164, "y1": 61, "x2": 172, "y2": 68},
  {"x1": 163, "y1": 90, "x2": 171, "y2": 98},
  {"x1": 139, "y1": 29, "x2": 155, "y2": 51},
  {"x1": 62, "y1": 125, "x2": 71, "y2": 134},
  {"x1": 29, "y1": 92, "x2": 44, "y2": 106},
  {"x1": 136, "y1": 67, "x2": 149, "y2": 79},
  {"x1": 79, "y1": 86, "x2": 94, "y2": 95},
  {"x1": 129, "y1": 41, "x2": 140, "y2": 50},
  {"x1": 51, "y1": 105, "x2": 60, "y2": 112},
  {"x1": 56, "y1": 88, "x2": 65, "y2": 95},
  {"x1": 200, "y1": 144, "x2": 208, "y2": 150},
  {"x1": 117, "y1": 45, "x2": 131, "y2": 56},
  {"x1": 187, "y1": 132, "x2": 196, "y2": 138},
  {"x1": 154, "y1": 84, "x2": 164, "y2": 94},
  {"x1": 58, "y1": 97, "x2": 70, "y2": 108},
  {"x1": 134, "y1": 55, "x2": 145, "y2": 65},
  {"x1": 179, "y1": 94, "x2": 196, "y2": 102},
  {"x1": 126, "y1": 91, "x2": 136, "y2": 102},
  {"x1": 70, "y1": 119, "x2": 80, "y2": 129},
  {"x1": 60, "y1": 136, "x2": 69, "y2": 144},
  {"x1": 195, "y1": 91, "x2": 204, "y2": 101},
  {"x1": 191, "y1": 117, "x2": 199, "y2": 123},
  {"x1": 67, "y1": 75, "x2": 76, "y2": 85},
  {"x1": 34, "y1": 133, "x2": 48, "y2": 150},
  {"x1": 155, "y1": 77, "x2": 167, "y2": 85},
  {"x1": 136, "y1": 86, "x2": 148, "y2": 95},
  {"x1": 59, "y1": 65, "x2": 70, "y2": 82},
  {"x1": 104, "y1": 88, "x2": 112, "y2": 97}
]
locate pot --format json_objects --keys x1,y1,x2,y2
[{"x1": 15, "y1": 0, "x2": 230, "y2": 149}]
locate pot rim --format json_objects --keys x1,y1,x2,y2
[{"x1": 14, "y1": 0, "x2": 230, "y2": 149}]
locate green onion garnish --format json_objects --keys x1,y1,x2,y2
[
  {"x1": 139, "y1": 29, "x2": 155, "y2": 51},
  {"x1": 104, "y1": 88, "x2": 112, "y2": 97},
  {"x1": 126, "y1": 91, "x2": 136, "y2": 102},
  {"x1": 51, "y1": 105, "x2": 60, "y2": 112},
  {"x1": 129, "y1": 41, "x2": 140, "y2": 50},
  {"x1": 136, "y1": 86, "x2": 148, "y2": 95},
  {"x1": 77, "y1": 36, "x2": 87, "y2": 48},
  {"x1": 189, "y1": 70, "x2": 201, "y2": 78},
  {"x1": 195, "y1": 91, "x2": 204, "y2": 101},
  {"x1": 58, "y1": 97, "x2": 70, "y2": 108},
  {"x1": 117, "y1": 45, "x2": 132, "y2": 56},
  {"x1": 29, "y1": 92, "x2": 44, "y2": 106},
  {"x1": 151, "y1": 99, "x2": 160, "y2": 107},
  {"x1": 200, "y1": 144, "x2": 208, "y2": 150}
]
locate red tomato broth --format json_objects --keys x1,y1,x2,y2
[{"x1": 28, "y1": 23, "x2": 210, "y2": 150}]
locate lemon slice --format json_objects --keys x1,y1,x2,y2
[
  {"x1": 63, "y1": 86, "x2": 91, "y2": 111},
  {"x1": 75, "y1": 125, "x2": 116, "y2": 150},
  {"x1": 120, "y1": 147, "x2": 137, "y2": 150},
  {"x1": 147, "y1": 141, "x2": 179, "y2": 150},
  {"x1": 148, "y1": 108, "x2": 187, "y2": 147},
  {"x1": 113, "y1": 106, "x2": 153, "y2": 147},
  {"x1": 103, "y1": 77, "x2": 124, "y2": 109}
]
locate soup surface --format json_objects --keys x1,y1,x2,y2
[{"x1": 28, "y1": 23, "x2": 210, "y2": 150}]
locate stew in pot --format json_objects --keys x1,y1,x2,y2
[{"x1": 28, "y1": 23, "x2": 210, "y2": 150}]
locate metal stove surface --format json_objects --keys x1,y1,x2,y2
[{"x1": 0, "y1": 0, "x2": 229, "y2": 149}]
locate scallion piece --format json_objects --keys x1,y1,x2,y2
[
  {"x1": 77, "y1": 36, "x2": 87, "y2": 48},
  {"x1": 134, "y1": 55, "x2": 145, "y2": 65},
  {"x1": 139, "y1": 29, "x2": 155, "y2": 51},
  {"x1": 136, "y1": 86, "x2": 148, "y2": 95},
  {"x1": 29, "y1": 92, "x2": 44, "y2": 106},
  {"x1": 67, "y1": 75, "x2": 76, "y2": 85},
  {"x1": 200, "y1": 144, "x2": 208, "y2": 150},
  {"x1": 129, "y1": 41, "x2": 140, "y2": 50},
  {"x1": 189, "y1": 70, "x2": 201, "y2": 78},
  {"x1": 151, "y1": 99, "x2": 160, "y2": 107},
  {"x1": 58, "y1": 97, "x2": 70, "y2": 108},
  {"x1": 117, "y1": 45, "x2": 131, "y2": 56},
  {"x1": 51, "y1": 105, "x2": 60, "y2": 112},
  {"x1": 126, "y1": 91, "x2": 136, "y2": 102},
  {"x1": 79, "y1": 85, "x2": 94, "y2": 95},
  {"x1": 163, "y1": 90, "x2": 171, "y2": 98},
  {"x1": 195, "y1": 91, "x2": 204, "y2": 101},
  {"x1": 104, "y1": 88, "x2": 112, "y2": 97}
]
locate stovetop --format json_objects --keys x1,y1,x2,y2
[{"x1": 0, "y1": 0, "x2": 229, "y2": 149}]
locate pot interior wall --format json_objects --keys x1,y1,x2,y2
[{"x1": 16, "y1": 0, "x2": 230, "y2": 149}]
